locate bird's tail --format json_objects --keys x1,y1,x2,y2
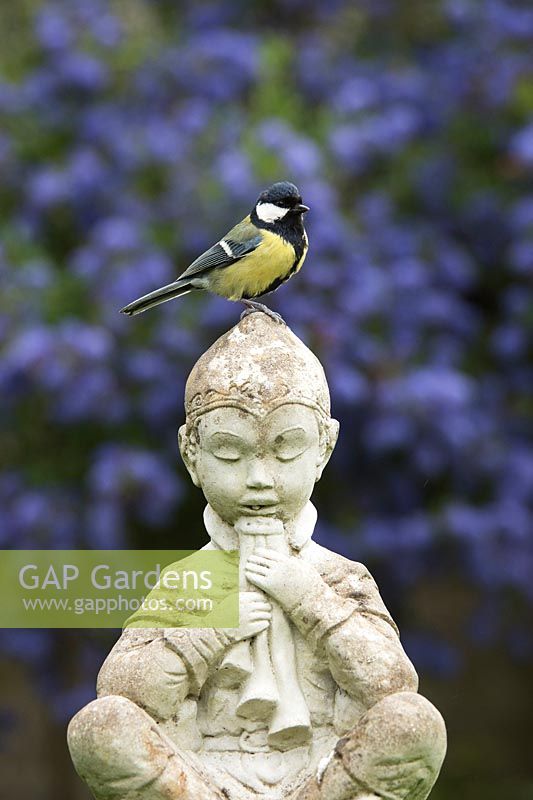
[{"x1": 120, "y1": 280, "x2": 193, "y2": 316}]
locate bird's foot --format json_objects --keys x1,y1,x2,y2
[{"x1": 240, "y1": 300, "x2": 285, "y2": 325}]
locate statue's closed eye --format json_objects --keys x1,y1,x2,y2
[
  {"x1": 212, "y1": 446, "x2": 241, "y2": 462},
  {"x1": 206, "y1": 432, "x2": 247, "y2": 462},
  {"x1": 272, "y1": 428, "x2": 310, "y2": 462}
]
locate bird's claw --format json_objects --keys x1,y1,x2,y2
[{"x1": 240, "y1": 301, "x2": 285, "y2": 325}]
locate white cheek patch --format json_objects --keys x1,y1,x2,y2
[{"x1": 255, "y1": 202, "x2": 290, "y2": 223}]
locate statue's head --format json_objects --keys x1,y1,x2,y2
[{"x1": 178, "y1": 314, "x2": 339, "y2": 526}]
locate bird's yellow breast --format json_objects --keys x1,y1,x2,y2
[{"x1": 208, "y1": 230, "x2": 306, "y2": 301}]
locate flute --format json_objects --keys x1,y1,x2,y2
[{"x1": 220, "y1": 516, "x2": 311, "y2": 750}]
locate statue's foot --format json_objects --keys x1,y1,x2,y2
[
  {"x1": 240, "y1": 299, "x2": 285, "y2": 324},
  {"x1": 293, "y1": 692, "x2": 446, "y2": 800}
]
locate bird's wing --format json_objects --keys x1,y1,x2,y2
[{"x1": 176, "y1": 217, "x2": 262, "y2": 281}]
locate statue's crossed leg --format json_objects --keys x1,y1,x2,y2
[
  {"x1": 68, "y1": 692, "x2": 446, "y2": 800},
  {"x1": 68, "y1": 696, "x2": 221, "y2": 800}
]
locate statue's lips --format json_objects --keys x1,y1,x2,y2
[{"x1": 239, "y1": 502, "x2": 278, "y2": 516}]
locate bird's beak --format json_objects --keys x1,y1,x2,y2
[{"x1": 295, "y1": 203, "x2": 310, "y2": 213}]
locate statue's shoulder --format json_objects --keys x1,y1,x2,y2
[
  {"x1": 304, "y1": 540, "x2": 373, "y2": 584},
  {"x1": 304, "y1": 541, "x2": 398, "y2": 632}
]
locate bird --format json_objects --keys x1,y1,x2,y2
[{"x1": 120, "y1": 181, "x2": 309, "y2": 322}]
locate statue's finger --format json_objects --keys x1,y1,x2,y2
[
  {"x1": 246, "y1": 556, "x2": 272, "y2": 567},
  {"x1": 253, "y1": 547, "x2": 284, "y2": 560},
  {"x1": 245, "y1": 564, "x2": 269, "y2": 574}
]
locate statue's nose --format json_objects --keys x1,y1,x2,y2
[{"x1": 246, "y1": 459, "x2": 274, "y2": 490}]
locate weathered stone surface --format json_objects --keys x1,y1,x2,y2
[
  {"x1": 68, "y1": 312, "x2": 446, "y2": 800},
  {"x1": 184, "y1": 313, "x2": 332, "y2": 420}
]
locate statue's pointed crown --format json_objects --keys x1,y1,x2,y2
[{"x1": 185, "y1": 313, "x2": 331, "y2": 422}]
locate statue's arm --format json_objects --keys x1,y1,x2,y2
[
  {"x1": 321, "y1": 607, "x2": 418, "y2": 708},
  {"x1": 285, "y1": 560, "x2": 418, "y2": 708},
  {"x1": 96, "y1": 629, "x2": 189, "y2": 721},
  {"x1": 96, "y1": 627, "x2": 234, "y2": 721}
]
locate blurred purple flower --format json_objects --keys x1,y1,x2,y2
[
  {"x1": 35, "y1": 8, "x2": 73, "y2": 51},
  {"x1": 363, "y1": 415, "x2": 415, "y2": 453},
  {"x1": 0, "y1": 631, "x2": 52, "y2": 665},
  {"x1": 403, "y1": 632, "x2": 462, "y2": 678},
  {"x1": 332, "y1": 76, "x2": 380, "y2": 114},
  {"x1": 50, "y1": 682, "x2": 97, "y2": 723},
  {"x1": 88, "y1": 445, "x2": 182, "y2": 526},
  {"x1": 54, "y1": 53, "x2": 108, "y2": 93},
  {"x1": 509, "y1": 121, "x2": 533, "y2": 167},
  {"x1": 380, "y1": 368, "x2": 474, "y2": 411},
  {"x1": 85, "y1": 500, "x2": 125, "y2": 548},
  {"x1": 28, "y1": 169, "x2": 69, "y2": 208},
  {"x1": 88, "y1": 13, "x2": 122, "y2": 47},
  {"x1": 491, "y1": 324, "x2": 527, "y2": 360},
  {"x1": 486, "y1": 0, "x2": 533, "y2": 40},
  {"x1": 328, "y1": 363, "x2": 370, "y2": 405},
  {"x1": 508, "y1": 240, "x2": 533, "y2": 274},
  {"x1": 445, "y1": 503, "x2": 491, "y2": 542},
  {"x1": 509, "y1": 196, "x2": 533, "y2": 231},
  {"x1": 216, "y1": 151, "x2": 255, "y2": 197},
  {"x1": 93, "y1": 217, "x2": 142, "y2": 253},
  {"x1": 258, "y1": 119, "x2": 322, "y2": 178}
]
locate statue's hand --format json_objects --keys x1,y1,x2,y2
[
  {"x1": 245, "y1": 548, "x2": 319, "y2": 609},
  {"x1": 227, "y1": 590, "x2": 272, "y2": 643}
]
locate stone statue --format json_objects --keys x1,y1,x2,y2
[{"x1": 68, "y1": 313, "x2": 446, "y2": 800}]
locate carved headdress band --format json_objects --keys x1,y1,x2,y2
[{"x1": 186, "y1": 382, "x2": 330, "y2": 422}]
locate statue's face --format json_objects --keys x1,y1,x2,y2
[{"x1": 187, "y1": 405, "x2": 326, "y2": 525}]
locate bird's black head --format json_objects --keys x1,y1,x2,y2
[{"x1": 252, "y1": 181, "x2": 310, "y2": 227}]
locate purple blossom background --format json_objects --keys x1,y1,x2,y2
[{"x1": 0, "y1": 1, "x2": 532, "y2": 797}]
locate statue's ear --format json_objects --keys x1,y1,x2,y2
[
  {"x1": 316, "y1": 418, "x2": 339, "y2": 481},
  {"x1": 178, "y1": 424, "x2": 201, "y2": 487}
]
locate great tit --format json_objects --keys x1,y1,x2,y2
[{"x1": 120, "y1": 181, "x2": 309, "y2": 321}]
